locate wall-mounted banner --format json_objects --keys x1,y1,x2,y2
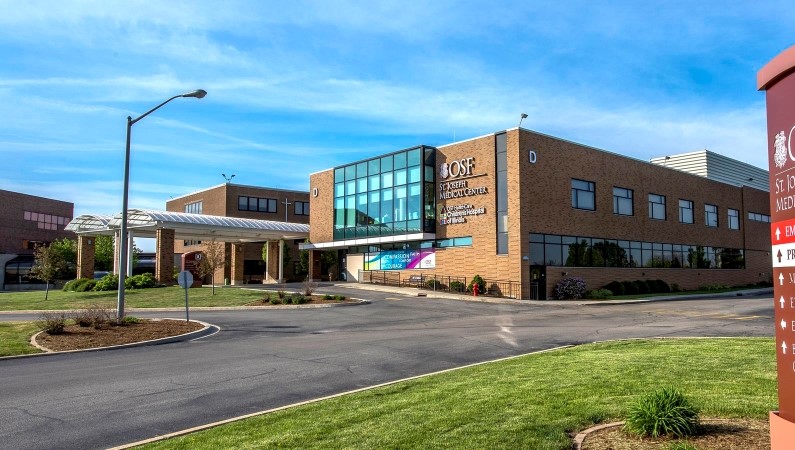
[
  {"x1": 364, "y1": 249, "x2": 435, "y2": 270},
  {"x1": 439, "y1": 204, "x2": 486, "y2": 225}
]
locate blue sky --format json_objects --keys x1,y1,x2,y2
[{"x1": 1, "y1": 0, "x2": 792, "y2": 224}]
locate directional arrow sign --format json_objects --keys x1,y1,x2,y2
[
  {"x1": 781, "y1": 273, "x2": 786, "y2": 285},
  {"x1": 782, "y1": 296, "x2": 787, "y2": 308},
  {"x1": 784, "y1": 341, "x2": 788, "y2": 355},
  {"x1": 783, "y1": 319, "x2": 788, "y2": 330},
  {"x1": 778, "y1": 227, "x2": 783, "y2": 241},
  {"x1": 779, "y1": 250, "x2": 785, "y2": 264}
]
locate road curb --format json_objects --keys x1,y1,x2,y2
[{"x1": 0, "y1": 319, "x2": 219, "y2": 360}]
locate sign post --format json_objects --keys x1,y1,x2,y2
[
  {"x1": 759, "y1": 45, "x2": 795, "y2": 448},
  {"x1": 177, "y1": 270, "x2": 193, "y2": 323}
]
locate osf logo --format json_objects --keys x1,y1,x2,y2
[
  {"x1": 774, "y1": 126, "x2": 795, "y2": 169},
  {"x1": 439, "y1": 157, "x2": 475, "y2": 179}
]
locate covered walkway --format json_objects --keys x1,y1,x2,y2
[{"x1": 66, "y1": 209, "x2": 309, "y2": 284}]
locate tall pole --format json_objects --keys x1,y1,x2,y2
[
  {"x1": 116, "y1": 89, "x2": 206, "y2": 321},
  {"x1": 117, "y1": 117, "x2": 132, "y2": 320}
]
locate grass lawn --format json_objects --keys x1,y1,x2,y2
[
  {"x1": 143, "y1": 338, "x2": 776, "y2": 450},
  {"x1": 0, "y1": 286, "x2": 268, "y2": 311},
  {"x1": 0, "y1": 322, "x2": 42, "y2": 357}
]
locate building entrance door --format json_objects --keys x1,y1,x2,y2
[{"x1": 529, "y1": 265, "x2": 546, "y2": 300}]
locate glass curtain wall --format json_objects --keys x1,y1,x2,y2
[{"x1": 334, "y1": 146, "x2": 436, "y2": 240}]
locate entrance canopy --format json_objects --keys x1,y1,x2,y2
[{"x1": 66, "y1": 209, "x2": 309, "y2": 242}]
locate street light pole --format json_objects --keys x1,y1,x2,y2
[{"x1": 117, "y1": 89, "x2": 207, "y2": 321}]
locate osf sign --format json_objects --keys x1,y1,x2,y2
[{"x1": 439, "y1": 157, "x2": 475, "y2": 179}]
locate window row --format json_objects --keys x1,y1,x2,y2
[
  {"x1": 184, "y1": 201, "x2": 202, "y2": 214},
  {"x1": 23, "y1": 211, "x2": 70, "y2": 231},
  {"x1": 334, "y1": 147, "x2": 432, "y2": 182},
  {"x1": 748, "y1": 212, "x2": 771, "y2": 223},
  {"x1": 529, "y1": 233, "x2": 744, "y2": 269},
  {"x1": 238, "y1": 196, "x2": 277, "y2": 213},
  {"x1": 572, "y1": 180, "x2": 741, "y2": 229},
  {"x1": 294, "y1": 201, "x2": 310, "y2": 216}
]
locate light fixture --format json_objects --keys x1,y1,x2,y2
[
  {"x1": 518, "y1": 113, "x2": 528, "y2": 128},
  {"x1": 222, "y1": 173, "x2": 236, "y2": 183},
  {"x1": 117, "y1": 89, "x2": 207, "y2": 321}
]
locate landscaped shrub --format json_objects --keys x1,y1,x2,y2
[
  {"x1": 291, "y1": 294, "x2": 307, "y2": 305},
  {"x1": 553, "y1": 277, "x2": 587, "y2": 300},
  {"x1": 467, "y1": 274, "x2": 486, "y2": 293},
  {"x1": 62, "y1": 279, "x2": 78, "y2": 291},
  {"x1": 670, "y1": 283, "x2": 681, "y2": 292},
  {"x1": 449, "y1": 280, "x2": 466, "y2": 292},
  {"x1": 37, "y1": 312, "x2": 66, "y2": 335},
  {"x1": 125, "y1": 273, "x2": 156, "y2": 289},
  {"x1": 654, "y1": 279, "x2": 671, "y2": 293},
  {"x1": 120, "y1": 316, "x2": 140, "y2": 324},
  {"x1": 302, "y1": 279, "x2": 317, "y2": 296},
  {"x1": 269, "y1": 296, "x2": 282, "y2": 305},
  {"x1": 634, "y1": 280, "x2": 650, "y2": 295},
  {"x1": 93, "y1": 273, "x2": 119, "y2": 291},
  {"x1": 622, "y1": 280, "x2": 638, "y2": 295},
  {"x1": 334, "y1": 295, "x2": 346, "y2": 301},
  {"x1": 586, "y1": 289, "x2": 612, "y2": 300},
  {"x1": 604, "y1": 281, "x2": 624, "y2": 296},
  {"x1": 698, "y1": 284, "x2": 728, "y2": 291},
  {"x1": 323, "y1": 294, "x2": 334, "y2": 300},
  {"x1": 277, "y1": 290, "x2": 287, "y2": 300},
  {"x1": 624, "y1": 387, "x2": 699, "y2": 438},
  {"x1": 75, "y1": 279, "x2": 97, "y2": 292},
  {"x1": 425, "y1": 279, "x2": 443, "y2": 289},
  {"x1": 73, "y1": 304, "x2": 114, "y2": 329}
]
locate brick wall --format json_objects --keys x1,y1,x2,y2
[{"x1": 0, "y1": 189, "x2": 74, "y2": 254}]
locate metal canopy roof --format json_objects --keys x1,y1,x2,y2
[{"x1": 67, "y1": 209, "x2": 309, "y2": 242}]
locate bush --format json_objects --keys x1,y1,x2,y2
[
  {"x1": 604, "y1": 281, "x2": 624, "y2": 296},
  {"x1": 73, "y1": 304, "x2": 114, "y2": 329},
  {"x1": 37, "y1": 312, "x2": 66, "y2": 335},
  {"x1": 586, "y1": 289, "x2": 612, "y2": 300},
  {"x1": 670, "y1": 283, "x2": 681, "y2": 292},
  {"x1": 425, "y1": 279, "x2": 443, "y2": 289},
  {"x1": 75, "y1": 279, "x2": 97, "y2": 292},
  {"x1": 622, "y1": 280, "x2": 638, "y2": 295},
  {"x1": 93, "y1": 273, "x2": 119, "y2": 291},
  {"x1": 334, "y1": 295, "x2": 346, "y2": 301},
  {"x1": 449, "y1": 280, "x2": 466, "y2": 292},
  {"x1": 698, "y1": 284, "x2": 728, "y2": 291},
  {"x1": 125, "y1": 273, "x2": 156, "y2": 289},
  {"x1": 634, "y1": 280, "x2": 650, "y2": 295},
  {"x1": 323, "y1": 294, "x2": 334, "y2": 300},
  {"x1": 62, "y1": 279, "x2": 78, "y2": 291},
  {"x1": 467, "y1": 274, "x2": 486, "y2": 293},
  {"x1": 291, "y1": 294, "x2": 307, "y2": 305},
  {"x1": 624, "y1": 387, "x2": 699, "y2": 438},
  {"x1": 302, "y1": 279, "x2": 317, "y2": 296},
  {"x1": 120, "y1": 316, "x2": 140, "y2": 324},
  {"x1": 269, "y1": 296, "x2": 282, "y2": 305},
  {"x1": 654, "y1": 279, "x2": 671, "y2": 293},
  {"x1": 553, "y1": 277, "x2": 587, "y2": 300},
  {"x1": 277, "y1": 289, "x2": 287, "y2": 300}
]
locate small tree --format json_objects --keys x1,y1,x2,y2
[
  {"x1": 29, "y1": 244, "x2": 68, "y2": 300},
  {"x1": 49, "y1": 238, "x2": 77, "y2": 279},
  {"x1": 197, "y1": 241, "x2": 225, "y2": 295}
]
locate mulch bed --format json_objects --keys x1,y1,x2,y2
[
  {"x1": 35, "y1": 319, "x2": 204, "y2": 352},
  {"x1": 581, "y1": 418, "x2": 769, "y2": 449},
  {"x1": 245, "y1": 294, "x2": 356, "y2": 306}
]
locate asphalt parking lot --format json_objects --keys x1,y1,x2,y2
[{"x1": 0, "y1": 287, "x2": 774, "y2": 450}]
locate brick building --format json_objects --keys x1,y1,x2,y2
[
  {"x1": 304, "y1": 128, "x2": 771, "y2": 299},
  {"x1": 0, "y1": 189, "x2": 74, "y2": 290},
  {"x1": 166, "y1": 183, "x2": 311, "y2": 284}
]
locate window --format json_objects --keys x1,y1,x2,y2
[
  {"x1": 705, "y1": 204, "x2": 718, "y2": 227},
  {"x1": 678, "y1": 199, "x2": 694, "y2": 224},
  {"x1": 184, "y1": 201, "x2": 202, "y2": 214},
  {"x1": 728, "y1": 208, "x2": 740, "y2": 230},
  {"x1": 612, "y1": 187, "x2": 633, "y2": 216},
  {"x1": 238, "y1": 196, "x2": 277, "y2": 213},
  {"x1": 496, "y1": 132, "x2": 508, "y2": 254},
  {"x1": 24, "y1": 210, "x2": 70, "y2": 231},
  {"x1": 571, "y1": 179, "x2": 595, "y2": 210},
  {"x1": 183, "y1": 240, "x2": 202, "y2": 246},
  {"x1": 748, "y1": 212, "x2": 771, "y2": 223},
  {"x1": 294, "y1": 201, "x2": 310, "y2": 216},
  {"x1": 648, "y1": 194, "x2": 666, "y2": 220}
]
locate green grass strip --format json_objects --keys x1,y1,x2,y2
[
  {"x1": 0, "y1": 286, "x2": 267, "y2": 311},
  {"x1": 142, "y1": 338, "x2": 776, "y2": 450},
  {"x1": 0, "y1": 322, "x2": 42, "y2": 356}
]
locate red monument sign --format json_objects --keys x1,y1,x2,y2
[{"x1": 759, "y1": 44, "x2": 795, "y2": 447}]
